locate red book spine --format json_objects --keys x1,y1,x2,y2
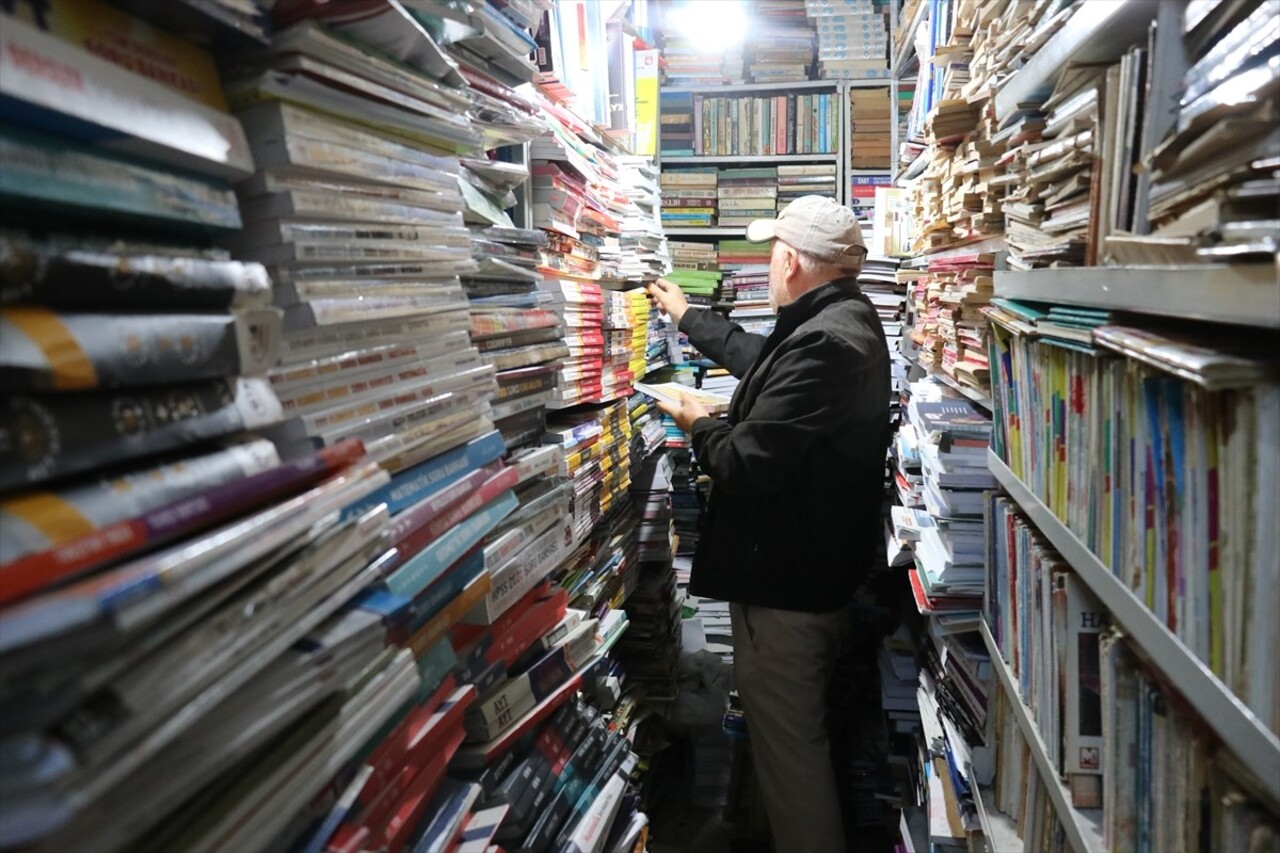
[
  {"x1": 381, "y1": 726, "x2": 466, "y2": 853},
  {"x1": 0, "y1": 438, "x2": 364, "y2": 605},
  {"x1": 396, "y1": 467, "x2": 520, "y2": 560}
]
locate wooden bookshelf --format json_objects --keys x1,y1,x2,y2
[
  {"x1": 988, "y1": 450, "x2": 1280, "y2": 803},
  {"x1": 979, "y1": 618, "x2": 1107, "y2": 853},
  {"x1": 994, "y1": 266, "x2": 1280, "y2": 329}
]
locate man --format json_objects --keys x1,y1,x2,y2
[{"x1": 645, "y1": 195, "x2": 890, "y2": 853}]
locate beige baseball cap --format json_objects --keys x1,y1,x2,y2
[{"x1": 745, "y1": 195, "x2": 867, "y2": 263}]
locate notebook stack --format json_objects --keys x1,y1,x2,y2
[
  {"x1": 716, "y1": 167, "x2": 779, "y2": 226},
  {"x1": 726, "y1": 264, "x2": 775, "y2": 338},
  {"x1": 748, "y1": 0, "x2": 817, "y2": 83},
  {"x1": 777, "y1": 164, "x2": 840, "y2": 212},
  {"x1": 660, "y1": 168, "x2": 718, "y2": 229},
  {"x1": 806, "y1": 0, "x2": 891, "y2": 80}
]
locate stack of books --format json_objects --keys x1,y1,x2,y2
[
  {"x1": 907, "y1": 253, "x2": 995, "y2": 395},
  {"x1": 748, "y1": 0, "x2": 817, "y2": 83},
  {"x1": 668, "y1": 240, "x2": 719, "y2": 272},
  {"x1": 778, "y1": 163, "x2": 840, "y2": 211},
  {"x1": 857, "y1": 254, "x2": 905, "y2": 351},
  {"x1": 539, "y1": 277, "x2": 605, "y2": 409},
  {"x1": 466, "y1": 226, "x2": 567, "y2": 451},
  {"x1": 546, "y1": 400, "x2": 633, "y2": 547},
  {"x1": 849, "y1": 85, "x2": 894, "y2": 168},
  {"x1": 663, "y1": 269, "x2": 723, "y2": 311},
  {"x1": 717, "y1": 167, "x2": 780, "y2": 226},
  {"x1": 806, "y1": 0, "x2": 891, "y2": 81},
  {"x1": 659, "y1": 90, "x2": 697, "y2": 157},
  {"x1": 660, "y1": 168, "x2": 718, "y2": 229},
  {"x1": 615, "y1": 155, "x2": 671, "y2": 281},
  {"x1": 660, "y1": 32, "x2": 743, "y2": 86},
  {"x1": 599, "y1": 288, "x2": 639, "y2": 402},
  {"x1": 726, "y1": 264, "x2": 775, "y2": 338},
  {"x1": 717, "y1": 239, "x2": 773, "y2": 270}
]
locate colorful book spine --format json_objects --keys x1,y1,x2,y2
[
  {"x1": 0, "y1": 438, "x2": 364, "y2": 605},
  {"x1": 341, "y1": 430, "x2": 506, "y2": 520},
  {"x1": 384, "y1": 489, "x2": 517, "y2": 599}
]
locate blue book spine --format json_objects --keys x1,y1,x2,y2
[
  {"x1": 416, "y1": 636, "x2": 459, "y2": 693},
  {"x1": 410, "y1": 779, "x2": 476, "y2": 853},
  {"x1": 404, "y1": 548, "x2": 487, "y2": 635},
  {"x1": 341, "y1": 430, "x2": 506, "y2": 521},
  {"x1": 385, "y1": 490, "x2": 517, "y2": 598}
]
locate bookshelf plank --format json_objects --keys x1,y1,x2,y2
[
  {"x1": 974, "y1": 784, "x2": 1022, "y2": 853},
  {"x1": 994, "y1": 267, "x2": 1280, "y2": 329},
  {"x1": 979, "y1": 618, "x2": 1107, "y2": 853},
  {"x1": 988, "y1": 450, "x2": 1280, "y2": 803},
  {"x1": 661, "y1": 79, "x2": 843, "y2": 95},
  {"x1": 660, "y1": 154, "x2": 841, "y2": 164}
]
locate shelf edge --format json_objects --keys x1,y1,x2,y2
[{"x1": 987, "y1": 449, "x2": 1280, "y2": 804}]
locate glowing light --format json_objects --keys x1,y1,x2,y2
[{"x1": 667, "y1": 0, "x2": 748, "y2": 53}]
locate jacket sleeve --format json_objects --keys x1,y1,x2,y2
[
  {"x1": 678, "y1": 307, "x2": 766, "y2": 379},
  {"x1": 690, "y1": 331, "x2": 869, "y2": 496}
]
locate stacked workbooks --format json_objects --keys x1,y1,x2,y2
[
  {"x1": 748, "y1": 0, "x2": 817, "y2": 83},
  {"x1": 806, "y1": 0, "x2": 891, "y2": 80},
  {"x1": 778, "y1": 163, "x2": 840, "y2": 211},
  {"x1": 546, "y1": 401, "x2": 632, "y2": 547},
  {"x1": 539, "y1": 277, "x2": 605, "y2": 409},
  {"x1": 663, "y1": 269, "x2": 723, "y2": 311},
  {"x1": 907, "y1": 254, "x2": 995, "y2": 395},
  {"x1": 598, "y1": 289, "x2": 639, "y2": 402},
  {"x1": 615, "y1": 155, "x2": 671, "y2": 281},
  {"x1": 660, "y1": 168, "x2": 718, "y2": 229},
  {"x1": 717, "y1": 167, "x2": 779, "y2": 226},
  {"x1": 858, "y1": 254, "x2": 905, "y2": 350}
]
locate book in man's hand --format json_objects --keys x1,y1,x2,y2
[{"x1": 632, "y1": 382, "x2": 731, "y2": 416}]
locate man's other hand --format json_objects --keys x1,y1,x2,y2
[
  {"x1": 655, "y1": 391, "x2": 711, "y2": 434},
  {"x1": 645, "y1": 277, "x2": 690, "y2": 325}
]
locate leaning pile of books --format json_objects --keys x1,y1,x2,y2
[{"x1": 806, "y1": 0, "x2": 891, "y2": 80}]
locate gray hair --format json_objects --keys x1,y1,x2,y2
[{"x1": 794, "y1": 248, "x2": 863, "y2": 280}]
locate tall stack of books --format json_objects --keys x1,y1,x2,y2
[
  {"x1": 599, "y1": 288, "x2": 639, "y2": 402},
  {"x1": 806, "y1": 0, "x2": 892, "y2": 80},
  {"x1": 659, "y1": 90, "x2": 697, "y2": 158},
  {"x1": 906, "y1": 253, "x2": 994, "y2": 395},
  {"x1": 660, "y1": 168, "x2": 718, "y2": 229},
  {"x1": 857, "y1": 254, "x2": 905, "y2": 352},
  {"x1": 778, "y1": 163, "x2": 841, "y2": 211},
  {"x1": 849, "y1": 85, "x2": 894, "y2": 168},
  {"x1": 748, "y1": 0, "x2": 817, "y2": 83},
  {"x1": 540, "y1": 277, "x2": 605, "y2": 409},
  {"x1": 716, "y1": 167, "x2": 779, "y2": 226},
  {"x1": 663, "y1": 269, "x2": 723, "y2": 312},
  {"x1": 615, "y1": 155, "x2": 671, "y2": 281},
  {"x1": 547, "y1": 401, "x2": 632, "y2": 547}
]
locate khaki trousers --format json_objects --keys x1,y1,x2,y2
[{"x1": 731, "y1": 601, "x2": 848, "y2": 853}]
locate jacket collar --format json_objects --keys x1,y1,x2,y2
[{"x1": 773, "y1": 276, "x2": 862, "y2": 336}]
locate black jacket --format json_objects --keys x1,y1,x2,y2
[{"x1": 678, "y1": 277, "x2": 890, "y2": 612}]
